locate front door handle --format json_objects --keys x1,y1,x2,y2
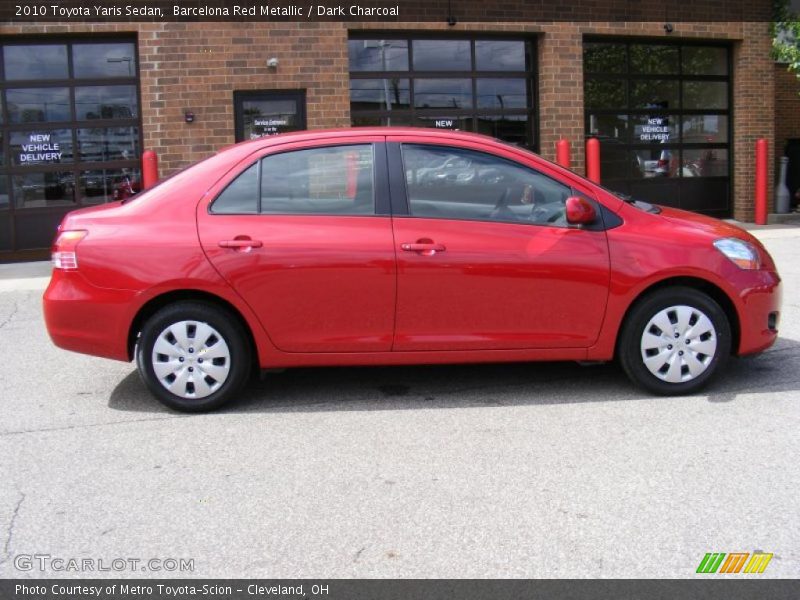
[
  {"x1": 219, "y1": 237, "x2": 263, "y2": 251},
  {"x1": 401, "y1": 241, "x2": 446, "y2": 256}
]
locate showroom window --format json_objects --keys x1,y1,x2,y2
[
  {"x1": 348, "y1": 35, "x2": 537, "y2": 149},
  {"x1": 0, "y1": 37, "x2": 142, "y2": 255},
  {"x1": 584, "y1": 39, "x2": 731, "y2": 216}
]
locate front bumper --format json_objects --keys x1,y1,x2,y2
[{"x1": 735, "y1": 269, "x2": 782, "y2": 356}]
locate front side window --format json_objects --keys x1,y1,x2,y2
[
  {"x1": 402, "y1": 144, "x2": 571, "y2": 226},
  {"x1": 211, "y1": 145, "x2": 375, "y2": 216}
]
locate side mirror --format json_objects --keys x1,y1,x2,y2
[{"x1": 565, "y1": 196, "x2": 597, "y2": 226}]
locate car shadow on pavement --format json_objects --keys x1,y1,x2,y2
[{"x1": 108, "y1": 336, "x2": 800, "y2": 414}]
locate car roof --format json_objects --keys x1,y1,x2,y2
[{"x1": 226, "y1": 127, "x2": 505, "y2": 152}]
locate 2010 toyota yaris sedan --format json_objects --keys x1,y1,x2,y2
[{"x1": 43, "y1": 128, "x2": 782, "y2": 412}]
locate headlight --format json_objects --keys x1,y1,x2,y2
[{"x1": 713, "y1": 237, "x2": 760, "y2": 270}]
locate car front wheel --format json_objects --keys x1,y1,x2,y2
[
  {"x1": 135, "y1": 301, "x2": 251, "y2": 412},
  {"x1": 619, "y1": 287, "x2": 731, "y2": 395}
]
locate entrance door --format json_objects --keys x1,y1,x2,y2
[{"x1": 233, "y1": 90, "x2": 306, "y2": 142}]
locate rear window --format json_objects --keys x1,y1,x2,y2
[{"x1": 210, "y1": 144, "x2": 376, "y2": 216}]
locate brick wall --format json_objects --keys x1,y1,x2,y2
[
  {"x1": 0, "y1": 19, "x2": 775, "y2": 220},
  {"x1": 537, "y1": 24, "x2": 585, "y2": 173},
  {"x1": 136, "y1": 22, "x2": 352, "y2": 172},
  {"x1": 732, "y1": 22, "x2": 776, "y2": 221}
]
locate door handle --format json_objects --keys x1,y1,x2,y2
[
  {"x1": 218, "y1": 238, "x2": 263, "y2": 250},
  {"x1": 401, "y1": 242, "x2": 446, "y2": 256}
]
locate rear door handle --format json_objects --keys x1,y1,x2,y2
[{"x1": 401, "y1": 242, "x2": 446, "y2": 255}]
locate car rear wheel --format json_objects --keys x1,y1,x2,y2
[
  {"x1": 135, "y1": 301, "x2": 251, "y2": 412},
  {"x1": 619, "y1": 287, "x2": 731, "y2": 395}
]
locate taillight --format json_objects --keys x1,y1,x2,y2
[{"x1": 52, "y1": 230, "x2": 87, "y2": 270}]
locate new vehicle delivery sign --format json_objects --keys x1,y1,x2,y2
[{"x1": 19, "y1": 132, "x2": 62, "y2": 163}]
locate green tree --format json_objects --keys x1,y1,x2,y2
[{"x1": 773, "y1": 0, "x2": 800, "y2": 82}]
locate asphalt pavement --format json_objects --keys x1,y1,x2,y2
[{"x1": 0, "y1": 225, "x2": 798, "y2": 579}]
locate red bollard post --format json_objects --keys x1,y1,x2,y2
[
  {"x1": 586, "y1": 138, "x2": 601, "y2": 183},
  {"x1": 142, "y1": 150, "x2": 159, "y2": 190},
  {"x1": 345, "y1": 151, "x2": 357, "y2": 198},
  {"x1": 556, "y1": 139, "x2": 571, "y2": 169},
  {"x1": 754, "y1": 139, "x2": 768, "y2": 225}
]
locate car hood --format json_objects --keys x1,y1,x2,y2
[{"x1": 656, "y1": 205, "x2": 757, "y2": 243}]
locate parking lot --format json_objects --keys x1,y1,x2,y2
[{"x1": 0, "y1": 225, "x2": 798, "y2": 579}]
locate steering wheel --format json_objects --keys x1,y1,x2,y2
[{"x1": 490, "y1": 187, "x2": 519, "y2": 222}]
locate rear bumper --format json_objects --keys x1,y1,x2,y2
[
  {"x1": 43, "y1": 270, "x2": 136, "y2": 362},
  {"x1": 736, "y1": 269, "x2": 782, "y2": 356}
]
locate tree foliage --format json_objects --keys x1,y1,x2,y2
[{"x1": 773, "y1": 0, "x2": 800, "y2": 76}]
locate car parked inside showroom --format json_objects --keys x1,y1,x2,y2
[{"x1": 43, "y1": 128, "x2": 782, "y2": 411}]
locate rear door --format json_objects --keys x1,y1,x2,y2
[
  {"x1": 197, "y1": 137, "x2": 396, "y2": 353},
  {"x1": 388, "y1": 140, "x2": 611, "y2": 351}
]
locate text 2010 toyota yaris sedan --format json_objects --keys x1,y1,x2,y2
[{"x1": 43, "y1": 128, "x2": 782, "y2": 412}]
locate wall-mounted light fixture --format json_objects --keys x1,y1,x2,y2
[
  {"x1": 267, "y1": 57, "x2": 279, "y2": 68},
  {"x1": 184, "y1": 110, "x2": 195, "y2": 124}
]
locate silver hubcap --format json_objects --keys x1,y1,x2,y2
[
  {"x1": 151, "y1": 320, "x2": 231, "y2": 399},
  {"x1": 640, "y1": 305, "x2": 717, "y2": 384}
]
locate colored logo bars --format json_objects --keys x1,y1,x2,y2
[{"x1": 696, "y1": 552, "x2": 773, "y2": 574}]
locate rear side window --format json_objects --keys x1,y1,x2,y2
[
  {"x1": 261, "y1": 145, "x2": 374, "y2": 215},
  {"x1": 210, "y1": 163, "x2": 259, "y2": 214},
  {"x1": 402, "y1": 144, "x2": 571, "y2": 227},
  {"x1": 210, "y1": 144, "x2": 375, "y2": 216}
]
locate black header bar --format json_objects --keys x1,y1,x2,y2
[{"x1": 0, "y1": 0, "x2": 775, "y2": 23}]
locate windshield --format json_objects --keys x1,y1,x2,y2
[{"x1": 486, "y1": 137, "x2": 663, "y2": 214}]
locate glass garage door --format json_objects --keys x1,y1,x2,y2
[
  {"x1": 348, "y1": 35, "x2": 537, "y2": 150},
  {"x1": 0, "y1": 37, "x2": 142, "y2": 258},
  {"x1": 584, "y1": 39, "x2": 731, "y2": 217}
]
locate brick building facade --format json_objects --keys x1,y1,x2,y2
[{"x1": 0, "y1": 16, "x2": 779, "y2": 259}]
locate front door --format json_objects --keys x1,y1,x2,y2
[
  {"x1": 391, "y1": 143, "x2": 611, "y2": 351},
  {"x1": 233, "y1": 90, "x2": 306, "y2": 142},
  {"x1": 197, "y1": 139, "x2": 396, "y2": 353}
]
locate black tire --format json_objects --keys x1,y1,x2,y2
[
  {"x1": 135, "y1": 301, "x2": 251, "y2": 412},
  {"x1": 618, "y1": 287, "x2": 731, "y2": 395}
]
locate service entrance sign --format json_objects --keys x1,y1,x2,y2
[{"x1": 234, "y1": 90, "x2": 307, "y2": 141}]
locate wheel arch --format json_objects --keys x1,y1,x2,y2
[
  {"x1": 127, "y1": 289, "x2": 259, "y2": 370},
  {"x1": 614, "y1": 276, "x2": 741, "y2": 358}
]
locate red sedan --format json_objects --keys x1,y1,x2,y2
[{"x1": 43, "y1": 128, "x2": 782, "y2": 412}]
